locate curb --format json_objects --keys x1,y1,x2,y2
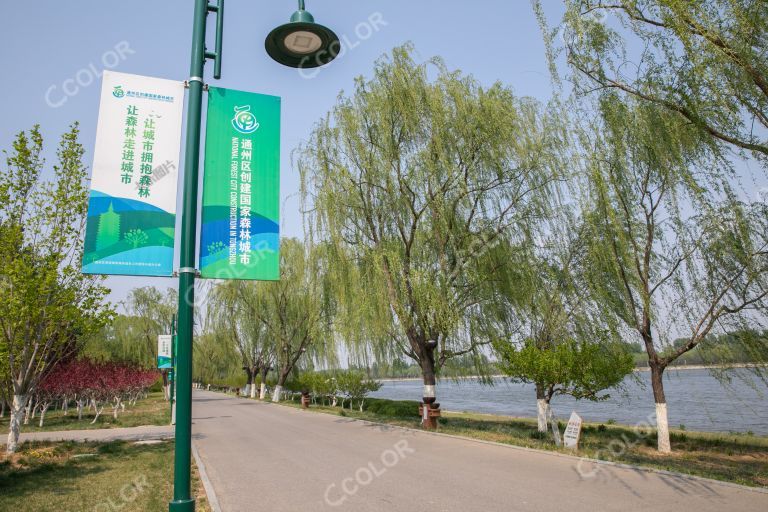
[
  {"x1": 258, "y1": 396, "x2": 768, "y2": 495},
  {"x1": 192, "y1": 441, "x2": 223, "y2": 512},
  {"x1": 1, "y1": 426, "x2": 175, "y2": 446}
]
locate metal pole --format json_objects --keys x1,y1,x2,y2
[
  {"x1": 171, "y1": 314, "x2": 177, "y2": 425},
  {"x1": 170, "y1": 0, "x2": 207, "y2": 509},
  {"x1": 170, "y1": 314, "x2": 176, "y2": 416}
]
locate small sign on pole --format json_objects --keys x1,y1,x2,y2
[
  {"x1": 563, "y1": 411, "x2": 583, "y2": 449},
  {"x1": 158, "y1": 334, "x2": 173, "y2": 369}
]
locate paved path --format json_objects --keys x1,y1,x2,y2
[
  {"x1": 1, "y1": 424, "x2": 174, "y2": 445},
  {"x1": 190, "y1": 390, "x2": 767, "y2": 512}
]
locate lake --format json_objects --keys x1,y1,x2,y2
[{"x1": 370, "y1": 368, "x2": 768, "y2": 434}]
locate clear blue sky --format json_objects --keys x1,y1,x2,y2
[{"x1": 3, "y1": 1, "x2": 763, "y2": 308}]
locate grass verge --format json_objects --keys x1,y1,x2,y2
[
  {"x1": 0, "y1": 392, "x2": 170, "y2": 433},
  {"x1": 273, "y1": 396, "x2": 768, "y2": 488},
  {"x1": 0, "y1": 439, "x2": 210, "y2": 512}
]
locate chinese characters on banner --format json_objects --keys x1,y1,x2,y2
[
  {"x1": 200, "y1": 87, "x2": 280, "y2": 280},
  {"x1": 158, "y1": 335, "x2": 173, "y2": 369},
  {"x1": 82, "y1": 71, "x2": 184, "y2": 276}
]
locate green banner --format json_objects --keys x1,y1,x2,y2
[{"x1": 200, "y1": 87, "x2": 280, "y2": 280}]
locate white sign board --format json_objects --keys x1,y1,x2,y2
[
  {"x1": 158, "y1": 334, "x2": 173, "y2": 369},
  {"x1": 563, "y1": 411, "x2": 583, "y2": 449}
]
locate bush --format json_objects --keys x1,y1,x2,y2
[
  {"x1": 364, "y1": 398, "x2": 421, "y2": 418},
  {"x1": 149, "y1": 377, "x2": 164, "y2": 393}
]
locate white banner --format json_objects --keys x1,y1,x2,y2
[
  {"x1": 158, "y1": 334, "x2": 173, "y2": 369},
  {"x1": 82, "y1": 71, "x2": 184, "y2": 276}
]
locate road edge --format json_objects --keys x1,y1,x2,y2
[{"x1": 192, "y1": 441, "x2": 223, "y2": 512}]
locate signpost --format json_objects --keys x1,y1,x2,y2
[
  {"x1": 82, "y1": 71, "x2": 183, "y2": 277},
  {"x1": 563, "y1": 411, "x2": 583, "y2": 450},
  {"x1": 84, "y1": 2, "x2": 342, "y2": 509}
]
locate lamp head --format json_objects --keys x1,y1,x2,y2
[{"x1": 265, "y1": 1, "x2": 340, "y2": 69}]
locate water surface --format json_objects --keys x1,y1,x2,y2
[{"x1": 371, "y1": 369, "x2": 768, "y2": 434}]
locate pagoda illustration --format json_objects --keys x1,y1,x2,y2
[{"x1": 95, "y1": 202, "x2": 121, "y2": 250}]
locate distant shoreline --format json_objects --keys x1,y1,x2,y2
[{"x1": 375, "y1": 363, "x2": 767, "y2": 382}]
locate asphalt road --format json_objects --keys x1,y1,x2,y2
[{"x1": 191, "y1": 390, "x2": 767, "y2": 512}]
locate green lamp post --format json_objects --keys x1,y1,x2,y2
[{"x1": 170, "y1": 1, "x2": 339, "y2": 511}]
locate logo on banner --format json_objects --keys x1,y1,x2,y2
[
  {"x1": 112, "y1": 85, "x2": 125, "y2": 98},
  {"x1": 232, "y1": 105, "x2": 260, "y2": 134}
]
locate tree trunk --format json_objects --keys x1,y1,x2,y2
[
  {"x1": 273, "y1": 369, "x2": 290, "y2": 402},
  {"x1": 62, "y1": 398, "x2": 68, "y2": 416},
  {"x1": 419, "y1": 343, "x2": 438, "y2": 429},
  {"x1": 39, "y1": 403, "x2": 50, "y2": 428},
  {"x1": 162, "y1": 370, "x2": 170, "y2": 401},
  {"x1": 1, "y1": 398, "x2": 5, "y2": 418},
  {"x1": 244, "y1": 368, "x2": 254, "y2": 397},
  {"x1": 90, "y1": 400, "x2": 104, "y2": 424},
  {"x1": 77, "y1": 399, "x2": 84, "y2": 420},
  {"x1": 6, "y1": 394, "x2": 27, "y2": 453},
  {"x1": 259, "y1": 367, "x2": 268, "y2": 399},
  {"x1": 535, "y1": 383, "x2": 550, "y2": 433},
  {"x1": 23, "y1": 399, "x2": 32, "y2": 425},
  {"x1": 650, "y1": 363, "x2": 671, "y2": 453}
]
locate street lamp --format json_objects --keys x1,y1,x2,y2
[
  {"x1": 171, "y1": 1, "x2": 338, "y2": 511},
  {"x1": 265, "y1": 0, "x2": 340, "y2": 69}
]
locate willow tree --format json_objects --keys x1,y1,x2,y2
[
  {"x1": 538, "y1": 0, "x2": 767, "y2": 164},
  {"x1": 208, "y1": 281, "x2": 274, "y2": 398},
  {"x1": 0, "y1": 125, "x2": 112, "y2": 452},
  {"x1": 251, "y1": 239, "x2": 336, "y2": 402},
  {"x1": 581, "y1": 97, "x2": 768, "y2": 452},
  {"x1": 485, "y1": 213, "x2": 634, "y2": 432},
  {"x1": 300, "y1": 45, "x2": 562, "y2": 412}
]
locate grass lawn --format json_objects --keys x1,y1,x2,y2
[
  {"x1": 0, "y1": 392, "x2": 170, "y2": 433},
  {"x1": 0, "y1": 439, "x2": 210, "y2": 512},
  {"x1": 274, "y1": 396, "x2": 768, "y2": 488}
]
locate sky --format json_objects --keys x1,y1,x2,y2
[
  {"x1": 2, "y1": 1, "x2": 765, "y2": 311},
  {"x1": 1, "y1": 0, "x2": 567, "y2": 308}
]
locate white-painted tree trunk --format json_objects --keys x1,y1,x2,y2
[
  {"x1": 39, "y1": 403, "x2": 50, "y2": 428},
  {"x1": 23, "y1": 399, "x2": 32, "y2": 425},
  {"x1": 537, "y1": 399, "x2": 550, "y2": 433},
  {"x1": 259, "y1": 383, "x2": 266, "y2": 400},
  {"x1": 244, "y1": 384, "x2": 251, "y2": 397},
  {"x1": 62, "y1": 398, "x2": 68, "y2": 416},
  {"x1": 655, "y1": 402, "x2": 671, "y2": 453},
  {"x1": 272, "y1": 385, "x2": 283, "y2": 402},
  {"x1": 164, "y1": 384, "x2": 170, "y2": 401},
  {"x1": 250, "y1": 384, "x2": 257, "y2": 399},
  {"x1": 112, "y1": 398, "x2": 122, "y2": 419},
  {"x1": 6, "y1": 394, "x2": 27, "y2": 453},
  {"x1": 90, "y1": 399, "x2": 104, "y2": 424},
  {"x1": 0, "y1": 399, "x2": 5, "y2": 418},
  {"x1": 77, "y1": 399, "x2": 84, "y2": 420}
]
